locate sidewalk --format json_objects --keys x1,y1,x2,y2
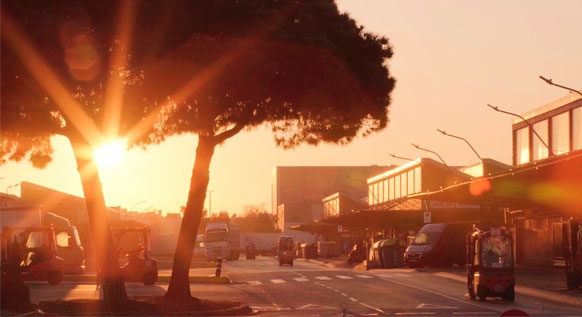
[{"x1": 310, "y1": 256, "x2": 582, "y2": 307}]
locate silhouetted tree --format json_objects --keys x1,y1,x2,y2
[
  {"x1": 2, "y1": 0, "x2": 396, "y2": 302},
  {"x1": 125, "y1": 0, "x2": 396, "y2": 299},
  {"x1": 0, "y1": 0, "x2": 142, "y2": 306},
  {"x1": 238, "y1": 205, "x2": 279, "y2": 233}
]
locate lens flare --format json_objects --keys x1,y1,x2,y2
[{"x1": 94, "y1": 139, "x2": 126, "y2": 168}]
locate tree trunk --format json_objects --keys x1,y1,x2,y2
[
  {"x1": 71, "y1": 140, "x2": 128, "y2": 306},
  {"x1": 166, "y1": 135, "x2": 215, "y2": 299}
]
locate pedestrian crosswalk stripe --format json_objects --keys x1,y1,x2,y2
[
  {"x1": 271, "y1": 279, "x2": 286, "y2": 284},
  {"x1": 315, "y1": 276, "x2": 332, "y2": 280},
  {"x1": 356, "y1": 275, "x2": 373, "y2": 279},
  {"x1": 294, "y1": 277, "x2": 309, "y2": 282},
  {"x1": 336, "y1": 275, "x2": 353, "y2": 279},
  {"x1": 247, "y1": 281, "x2": 262, "y2": 285}
]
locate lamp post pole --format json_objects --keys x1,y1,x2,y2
[
  {"x1": 487, "y1": 104, "x2": 554, "y2": 157},
  {"x1": 411, "y1": 143, "x2": 450, "y2": 169},
  {"x1": 389, "y1": 154, "x2": 416, "y2": 162},
  {"x1": 207, "y1": 190, "x2": 215, "y2": 219},
  {"x1": 539, "y1": 76, "x2": 582, "y2": 98},
  {"x1": 125, "y1": 200, "x2": 146, "y2": 220},
  {"x1": 129, "y1": 200, "x2": 146, "y2": 212},
  {"x1": 6, "y1": 183, "x2": 19, "y2": 194},
  {"x1": 436, "y1": 129, "x2": 483, "y2": 161}
]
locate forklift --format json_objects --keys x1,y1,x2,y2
[
  {"x1": 563, "y1": 219, "x2": 582, "y2": 289},
  {"x1": 466, "y1": 225, "x2": 515, "y2": 302},
  {"x1": 110, "y1": 227, "x2": 158, "y2": 285},
  {"x1": 1, "y1": 226, "x2": 64, "y2": 285}
]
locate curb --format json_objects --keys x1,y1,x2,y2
[
  {"x1": 308, "y1": 258, "x2": 582, "y2": 307},
  {"x1": 435, "y1": 272, "x2": 582, "y2": 307},
  {"x1": 63, "y1": 275, "x2": 231, "y2": 284}
]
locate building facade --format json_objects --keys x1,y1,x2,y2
[
  {"x1": 509, "y1": 92, "x2": 581, "y2": 266},
  {"x1": 272, "y1": 166, "x2": 392, "y2": 231}
]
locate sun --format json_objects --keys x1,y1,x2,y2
[{"x1": 94, "y1": 139, "x2": 126, "y2": 168}]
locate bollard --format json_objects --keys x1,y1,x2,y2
[{"x1": 215, "y1": 258, "x2": 222, "y2": 277}]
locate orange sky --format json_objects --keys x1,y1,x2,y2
[{"x1": 1, "y1": 0, "x2": 581, "y2": 216}]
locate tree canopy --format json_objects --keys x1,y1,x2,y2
[{"x1": 1, "y1": 0, "x2": 396, "y2": 302}]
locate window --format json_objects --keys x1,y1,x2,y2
[
  {"x1": 408, "y1": 170, "x2": 415, "y2": 194},
  {"x1": 551, "y1": 112, "x2": 569, "y2": 155},
  {"x1": 515, "y1": 127, "x2": 530, "y2": 164},
  {"x1": 379, "y1": 180, "x2": 385, "y2": 203},
  {"x1": 55, "y1": 232, "x2": 71, "y2": 248},
  {"x1": 532, "y1": 120, "x2": 549, "y2": 161},
  {"x1": 574, "y1": 107, "x2": 581, "y2": 151},
  {"x1": 414, "y1": 167, "x2": 422, "y2": 193},
  {"x1": 401, "y1": 173, "x2": 408, "y2": 197},
  {"x1": 394, "y1": 175, "x2": 401, "y2": 199}
]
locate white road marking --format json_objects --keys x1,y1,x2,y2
[
  {"x1": 360, "y1": 302, "x2": 385, "y2": 313},
  {"x1": 356, "y1": 274, "x2": 373, "y2": 279},
  {"x1": 336, "y1": 275, "x2": 353, "y2": 279},
  {"x1": 270, "y1": 279, "x2": 286, "y2": 284},
  {"x1": 315, "y1": 276, "x2": 332, "y2": 280},
  {"x1": 417, "y1": 303, "x2": 459, "y2": 309},
  {"x1": 247, "y1": 281, "x2": 262, "y2": 285},
  {"x1": 293, "y1": 277, "x2": 309, "y2": 282}
]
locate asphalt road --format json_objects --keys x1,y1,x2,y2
[{"x1": 25, "y1": 256, "x2": 582, "y2": 316}]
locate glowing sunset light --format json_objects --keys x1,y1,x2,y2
[{"x1": 94, "y1": 139, "x2": 126, "y2": 169}]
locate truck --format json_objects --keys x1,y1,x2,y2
[
  {"x1": 204, "y1": 222, "x2": 241, "y2": 261},
  {"x1": 109, "y1": 227, "x2": 158, "y2": 285},
  {"x1": 1, "y1": 206, "x2": 86, "y2": 274},
  {"x1": 404, "y1": 222, "x2": 474, "y2": 268}
]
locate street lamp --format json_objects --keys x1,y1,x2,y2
[
  {"x1": 436, "y1": 129, "x2": 483, "y2": 161},
  {"x1": 411, "y1": 143, "x2": 450, "y2": 168},
  {"x1": 6, "y1": 183, "x2": 19, "y2": 194},
  {"x1": 539, "y1": 76, "x2": 582, "y2": 98},
  {"x1": 389, "y1": 154, "x2": 416, "y2": 162},
  {"x1": 129, "y1": 200, "x2": 146, "y2": 212},
  {"x1": 487, "y1": 104, "x2": 553, "y2": 157},
  {"x1": 124, "y1": 200, "x2": 146, "y2": 220}
]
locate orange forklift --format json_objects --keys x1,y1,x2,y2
[
  {"x1": 466, "y1": 225, "x2": 515, "y2": 302},
  {"x1": 110, "y1": 227, "x2": 158, "y2": 285},
  {"x1": 1, "y1": 226, "x2": 64, "y2": 285}
]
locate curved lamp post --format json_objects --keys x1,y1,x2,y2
[
  {"x1": 539, "y1": 76, "x2": 582, "y2": 98},
  {"x1": 129, "y1": 200, "x2": 146, "y2": 212},
  {"x1": 389, "y1": 154, "x2": 416, "y2": 162},
  {"x1": 487, "y1": 104, "x2": 553, "y2": 157},
  {"x1": 411, "y1": 143, "x2": 450, "y2": 168},
  {"x1": 436, "y1": 129, "x2": 483, "y2": 161},
  {"x1": 6, "y1": 183, "x2": 19, "y2": 194}
]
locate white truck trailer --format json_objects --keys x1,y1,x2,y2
[{"x1": 204, "y1": 222, "x2": 241, "y2": 261}]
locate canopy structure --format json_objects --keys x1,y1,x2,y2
[
  {"x1": 288, "y1": 222, "x2": 340, "y2": 236},
  {"x1": 408, "y1": 150, "x2": 582, "y2": 216}
]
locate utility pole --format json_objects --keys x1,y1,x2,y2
[{"x1": 207, "y1": 190, "x2": 215, "y2": 218}]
